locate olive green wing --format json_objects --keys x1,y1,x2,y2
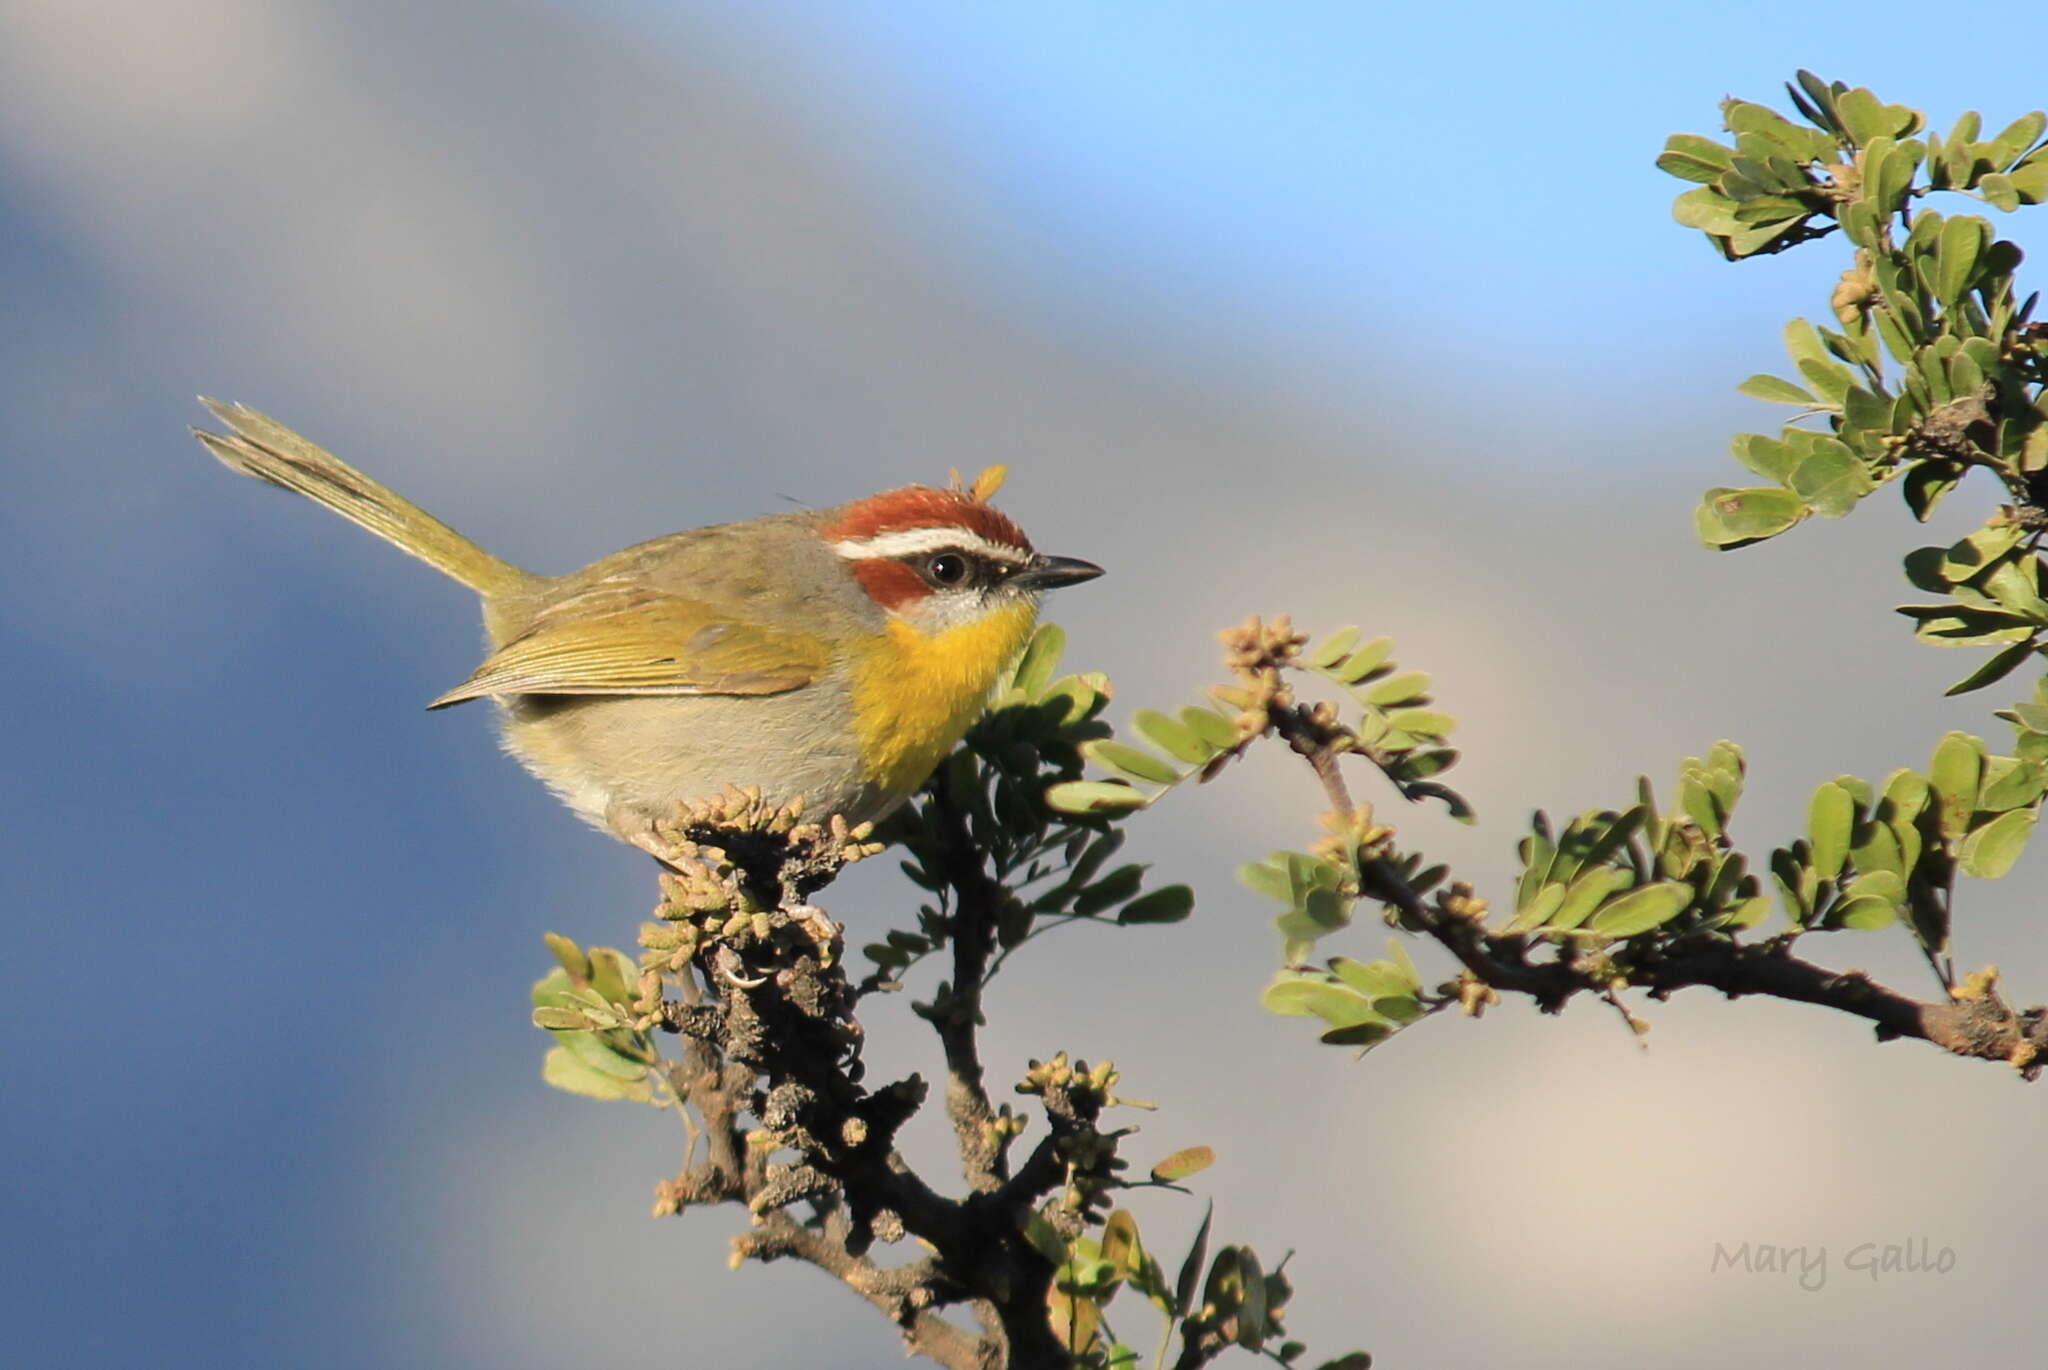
[{"x1": 427, "y1": 585, "x2": 826, "y2": 709}]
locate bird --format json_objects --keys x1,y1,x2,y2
[{"x1": 191, "y1": 401, "x2": 1102, "y2": 860}]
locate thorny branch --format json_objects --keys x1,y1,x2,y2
[
  {"x1": 1216, "y1": 615, "x2": 2048, "y2": 1080},
  {"x1": 627, "y1": 789, "x2": 1107, "y2": 1370},
  {"x1": 918, "y1": 762, "x2": 1009, "y2": 1193}
]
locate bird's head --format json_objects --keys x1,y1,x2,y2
[{"x1": 821, "y1": 468, "x2": 1103, "y2": 635}]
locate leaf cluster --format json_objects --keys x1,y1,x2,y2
[
  {"x1": 1774, "y1": 708, "x2": 2048, "y2": 958},
  {"x1": 1048, "y1": 622, "x2": 1467, "y2": 822},
  {"x1": 875, "y1": 627, "x2": 1195, "y2": 977},
  {"x1": 1897, "y1": 515, "x2": 2048, "y2": 693},
  {"x1": 1041, "y1": 1201, "x2": 1367, "y2": 1370},
  {"x1": 1504, "y1": 743, "x2": 1769, "y2": 947},
  {"x1": 530, "y1": 933, "x2": 661, "y2": 1103},
  {"x1": 1661, "y1": 74, "x2": 2048, "y2": 578}
]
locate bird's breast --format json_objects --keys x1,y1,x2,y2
[{"x1": 846, "y1": 602, "x2": 1039, "y2": 799}]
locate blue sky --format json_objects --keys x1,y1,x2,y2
[
  {"x1": 5, "y1": 2, "x2": 2046, "y2": 1367},
  {"x1": 594, "y1": 0, "x2": 2044, "y2": 394}
]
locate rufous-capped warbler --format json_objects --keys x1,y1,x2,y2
[{"x1": 192, "y1": 401, "x2": 1102, "y2": 858}]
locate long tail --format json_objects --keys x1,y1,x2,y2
[{"x1": 194, "y1": 400, "x2": 529, "y2": 597}]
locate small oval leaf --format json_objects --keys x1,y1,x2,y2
[
  {"x1": 1150, "y1": 1146, "x2": 1216, "y2": 1183},
  {"x1": 1585, "y1": 881, "x2": 1692, "y2": 938}
]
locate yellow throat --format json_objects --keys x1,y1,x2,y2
[{"x1": 848, "y1": 601, "x2": 1039, "y2": 799}]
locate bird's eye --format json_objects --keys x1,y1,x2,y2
[{"x1": 925, "y1": 552, "x2": 972, "y2": 587}]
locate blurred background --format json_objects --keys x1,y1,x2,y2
[{"x1": 4, "y1": 2, "x2": 2044, "y2": 1366}]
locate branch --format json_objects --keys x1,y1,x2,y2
[
  {"x1": 735, "y1": 1210, "x2": 988, "y2": 1370},
  {"x1": 1366, "y1": 837, "x2": 2048, "y2": 1076},
  {"x1": 626, "y1": 794, "x2": 1086, "y2": 1370},
  {"x1": 922, "y1": 763, "x2": 1007, "y2": 1193},
  {"x1": 1272, "y1": 678, "x2": 2048, "y2": 1079}
]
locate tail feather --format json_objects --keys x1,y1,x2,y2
[{"x1": 194, "y1": 400, "x2": 528, "y2": 597}]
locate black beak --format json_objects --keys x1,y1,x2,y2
[{"x1": 1013, "y1": 554, "x2": 1105, "y2": 591}]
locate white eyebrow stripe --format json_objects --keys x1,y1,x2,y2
[{"x1": 830, "y1": 527, "x2": 1028, "y2": 562}]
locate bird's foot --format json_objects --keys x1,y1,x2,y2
[{"x1": 788, "y1": 904, "x2": 842, "y2": 962}]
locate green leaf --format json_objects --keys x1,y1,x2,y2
[
  {"x1": 541, "y1": 1045, "x2": 652, "y2": 1102},
  {"x1": 1929, "y1": 732, "x2": 1985, "y2": 840},
  {"x1": 1788, "y1": 442, "x2": 1871, "y2": 517},
  {"x1": 1239, "y1": 857, "x2": 1293, "y2": 905},
  {"x1": 1738, "y1": 373, "x2": 1818, "y2": 405},
  {"x1": 1902, "y1": 460, "x2": 1963, "y2": 521},
  {"x1": 1960, "y1": 808, "x2": 2036, "y2": 878},
  {"x1": 1384, "y1": 936, "x2": 1422, "y2": 990},
  {"x1": 1771, "y1": 844, "x2": 1815, "y2": 922},
  {"x1": 1981, "y1": 172, "x2": 2020, "y2": 213},
  {"x1": 1842, "y1": 385, "x2": 1892, "y2": 434},
  {"x1": 1329, "y1": 957, "x2": 1415, "y2": 1000},
  {"x1": 556, "y1": 1024, "x2": 652, "y2": 1079},
  {"x1": 1549, "y1": 865, "x2": 1631, "y2": 931},
  {"x1": 863, "y1": 942, "x2": 910, "y2": 968},
  {"x1": 588, "y1": 947, "x2": 636, "y2": 1005},
  {"x1": 1284, "y1": 886, "x2": 1350, "y2": 937},
  {"x1": 1851, "y1": 819, "x2": 1905, "y2": 879},
  {"x1": 1833, "y1": 896, "x2": 1898, "y2": 930},
  {"x1": 1233, "y1": 1246, "x2": 1268, "y2": 1350},
  {"x1": 1843, "y1": 869, "x2": 1904, "y2": 905},
  {"x1": 1795, "y1": 358, "x2": 1855, "y2": 406},
  {"x1": 1150, "y1": 1146, "x2": 1215, "y2": 1183},
  {"x1": 1516, "y1": 822, "x2": 1556, "y2": 912},
  {"x1": 1395, "y1": 747, "x2": 1458, "y2": 779},
  {"x1": 1808, "y1": 781, "x2": 1855, "y2": 878},
  {"x1": 1386, "y1": 709, "x2": 1455, "y2": 738},
  {"x1": 1318, "y1": 1020, "x2": 1393, "y2": 1048},
  {"x1": 1075, "y1": 864, "x2": 1146, "y2": 916},
  {"x1": 1898, "y1": 604, "x2": 2038, "y2": 647},
  {"x1": 1331, "y1": 641, "x2": 1394, "y2": 684},
  {"x1": 1882, "y1": 768, "x2": 1932, "y2": 821},
  {"x1": 1945, "y1": 640, "x2": 2039, "y2": 696},
  {"x1": 1902, "y1": 546, "x2": 1950, "y2": 593},
  {"x1": 1260, "y1": 977, "x2": 1379, "y2": 1028},
  {"x1": 1657, "y1": 133, "x2": 1736, "y2": 182},
  {"x1": 2009, "y1": 160, "x2": 2048, "y2": 204},
  {"x1": 1507, "y1": 881, "x2": 1566, "y2": 933},
  {"x1": 1980, "y1": 759, "x2": 2048, "y2": 812},
  {"x1": 1023, "y1": 1210, "x2": 1073, "y2": 1268},
  {"x1": 1792, "y1": 71, "x2": 1845, "y2": 132},
  {"x1": 1696, "y1": 487, "x2": 1806, "y2": 547},
  {"x1": 1725, "y1": 100, "x2": 1830, "y2": 159},
  {"x1": 1179, "y1": 706, "x2": 1239, "y2": 750},
  {"x1": 542, "y1": 932, "x2": 588, "y2": 981},
  {"x1": 1988, "y1": 110, "x2": 2047, "y2": 164},
  {"x1": 1672, "y1": 186, "x2": 1742, "y2": 232},
  {"x1": 1365, "y1": 672, "x2": 1430, "y2": 707},
  {"x1": 1726, "y1": 895, "x2": 1774, "y2": 929},
  {"x1": 1305, "y1": 626, "x2": 1360, "y2": 668},
  {"x1": 1101, "y1": 1210, "x2": 1142, "y2": 1275},
  {"x1": 1012, "y1": 624, "x2": 1065, "y2": 696},
  {"x1": 1875, "y1": 137, "x2": 1922, "y2": 209},
  {"x1": 1067, "y1": 828, "x2": 1123, "y2": 891},
  {"x1": 1086, "y1": 740, "x2": 1182, "y2": 786},
  {"x1": 1132, "y1": 708, "x2": 1215, "y2": 764},
  {"x1": 1174, "y1": 1205, "x2": 1213, "y2": 1318},
  {"x1": 1585, "y1": 881, "x2": 1692, "y2": 938},
  {"x1": 1834, "y1": 87, "x2": 1889, "y2": 145},
  {"x1": 1730, "y1": 433, "x2": 1797, "y2": 482},
  {"x1": 1935, "y1": 215, "x2": 1988, "y2": 305},
  {"x1": 1117, "y1": 884, "x2": 1194, "y2": 925},
  {"x1": 1045, "y1": 780, "x2": 1148, "y2": 815}
]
